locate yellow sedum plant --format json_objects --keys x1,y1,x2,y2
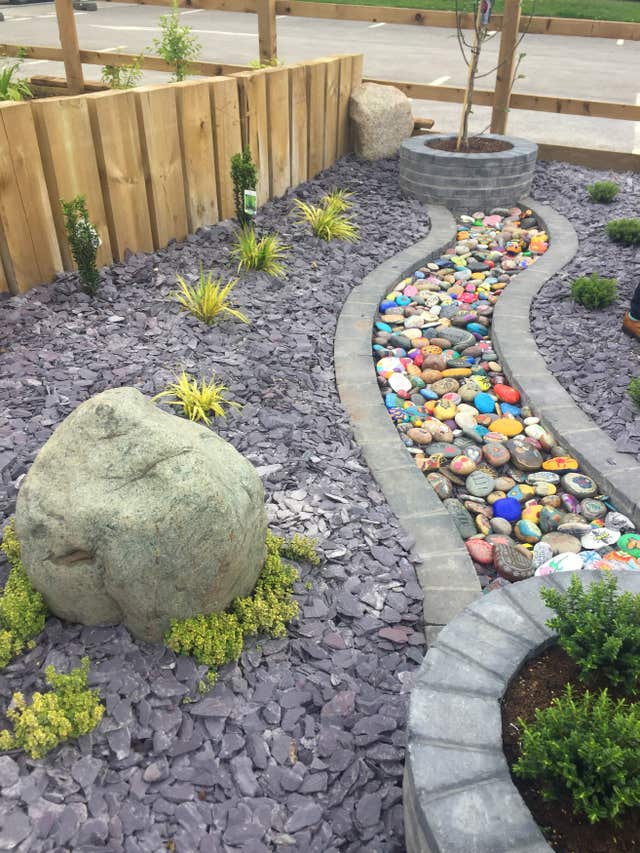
[
  {"x1": 0, "y1": 520, "x2": 47, "y2": 669},
  {"x1": 165, "y1": 530, "x2": 317, "y2": 673},
  {"x1": 0, "y1": 658, "x2": 104, "y2": 759}
]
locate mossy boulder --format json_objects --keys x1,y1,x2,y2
[{"x1": 15, "y1": 387, "x2": 267, "y2": 643}]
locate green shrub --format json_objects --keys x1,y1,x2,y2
[
  {"x1": 628, "y1": 377, "x2": 640, "y2": 408},
  {"x1": 294, "y1": 191, "x2": 359, "y2": 242},
  {"x1": 60, "y1": 196, "x2": 101, "y2": 295},
  {"x1": 152, "y1": 371, "x2": 240, "y2": 425},
  {"x1": 101, "y1": 55, "x2": 143, "y2": 89},
  {"x1": 0, "y1": 59, "x2": 32, "y2": 102},
  {"x1": 586, "y1": 180, "x2": 620, "y2": 204},
  {"x1": 152, "y1": 0, "x2": 200, "y2": 82},
  {"x1": 172, "y1": 267, "x2": 249, "y2": 325},
  {"x1": 0, "y1": 658, "x2": 104, "y2": 759},
  {"x1": 165, "y1": 530, "x2": 309, "y2": 671},
  {"x1": 231, "y1": 227, "x2": 289, "y2": 278},
  {"x1": 0, "y1": 520, "x2": 47, "y2": 669},
  {"x1": 230, "y1": 146, "x2": 258, "y2": 228},
  {"x1": 542, "y1": 574, "x2": 640, "y2": 694},
  {"x1": 570, "y1": 272, "x2": 617, "y2": 309},
  {"x1": 279, "y1": 533, "x2": 320, "y2": 566},
  {"x1": 606, "y1": 218, "x2": 640, "y2": 246},
  {"x1": 514, "y1": 686, "x2": 640, "y2": 823}
]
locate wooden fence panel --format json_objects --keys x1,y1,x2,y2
[
  {"x1": 88, "y1": 90, "x2": 153, "y2": 261},
  {"x1": 337, "y1": 55, "x2": 353, "y2": 157},
  {"x1": 307, "y1": 60, "x2": 327, "y2": 179},
  {"x1": 289, "y1": 64, "x2": 308, "y2": 186},
  {"x1": 135, "y1": 85, "x2": 188, "y2": 250},
  {"x1": 210, "y1": 76, "x2": 242, "y2": 220},
  {"x1": 236, "y1": 70, "x2": 270, "y2": 206},
  {"x1": 0, "y1": 254, "x2": 8, "y2": 294},
  {"x1": 0, "y1": 103, "x2": 62, "y2": 294},
  {"x1": 174, "y1": 80, "x2": 219, "y2": 232},
  {"x1": 324, "y1": 58, "x2": 340, "y2": 168},
  {"x1": 31, "y1": 95, "x2": 113, "y2": 271},
  {"x1": 265, "y1": 67, "x2": 290, "y2": 199}
]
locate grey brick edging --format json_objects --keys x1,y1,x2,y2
[
  {"x1": 404, "y1": 570, "x2": 640, "y2": 853},
  {"x1": 334, "y1": 206, "x2": 482, "y2": 641},
  {"x1": 492, "y1": 198, "x2": 640, "y2": 528}
]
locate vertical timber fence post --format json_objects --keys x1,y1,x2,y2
[
  {"x1": 490, "y1": 0, "x2": 521, "y2": 135},
  {"x1": 55, "y1": 0, "x2": 85, "y2": 94},
  {"x1": 257, "y1": 0, "x2": 277, "y2": 65}
]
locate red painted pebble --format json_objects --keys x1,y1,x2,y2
[
  {"x1": 465, "y1": 538, "x2": 494, "y2": 565},
  {"x1": 493, "y1": 384, "x2": 520, "y2": 405}
]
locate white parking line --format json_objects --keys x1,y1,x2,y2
[
  {"x1": 634, "y1": 93, "x2": 640, "y2": 155},
  {"x1": 4, "y1": 16, "x2": 32, "y2": 22},
  {"x1": 91, "y1": 24, "x2": 254, "y2": 36},
  {"x1": 617, "y1": 39, "x2": 625, "y2": 46},
  {"x1": 429, "y1": 75, "x2": 451, "y2": 86},
  {"x1": 23, "y1": 60, "x2": 49, "y2": 66},
  {"x1": 181, "y1": 8, "x2": 205, "y2": 12},
  {"x1": 369, "y1": 22, "x2": 385, "y2": 29}
]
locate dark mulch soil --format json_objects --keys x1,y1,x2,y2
[
  {"x1": 0, "y1": 155, "x2": 429, "y2": 852},
  {"x1": 427, "y1": 136, "x2": 512, "y2": 153},
  {"x1": 530, "y1": 161, "x2": 640, "y2": 461},
  {"x1": 502, "y1": 644, "x2": 640, "y2": 853}
]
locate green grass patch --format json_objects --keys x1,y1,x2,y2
[{"x1": 296, "y1": 0, "x2": 640, "y2": 23}]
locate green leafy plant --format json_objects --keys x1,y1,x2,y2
[
  {"x1": 0, "y1": 58, "x2": 32, "y2": 102},
  {"x1": 279, "y1": 533, "x2": 320, "y2": 567},
  {"x1": 586, "y1": 180, "x2": 620, "y2": 204},
  {"x1": 0, "y1": 658, "x2": 104, "y2": 759},
  {"x1": 628, "y1": 377, "x2": 640, "y2": 408},
  {"x1": 171, "y1": 267, "x2": 249, "y2": 325},
  {"x1": 230, "y1": 147, "x2": 258, "y2": 227},
  {"x1": 0, "y1": 520, "x2": 47, "y2": 670},
  {"x1": 231, "y1": 227, "x2": 289, "y2": 278},
  {"x1": 294, "y1": 193, "x2": 359, "y2": 242},
  {"x1": 570, "y1": 272, "x2": 617, "y2": 309},
  {"x1": 542, "y1": 574, "x2": 640, "y2": 694},
  {"x1": 101, "y1": 55, "x2": 143, "y2": 89},
  {"x1": 60, "y1": 196, "x2": 101, "y2": 295},
  {"x1": 514, "y1": 686, "x2": 640, "y2": 824},
  {"x1": 165, "y1": 530, "x2": 305, "y2": 672},
  {"x1": 606, "y1": 218, "x2": 640, "y2": 246},
  {"x1": 152, "y1": 0, "x2": 201, "y2": 82},
  {"x1": 153, "y1": 371, "x2": 240, "y2": 425}
]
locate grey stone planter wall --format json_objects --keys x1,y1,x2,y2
[
  {"x1": 400, "y1": 135, "x2": 538, "y2": 212},
  {"x1": 404, "y1": 570, "x2": 640, "y2": 853}
]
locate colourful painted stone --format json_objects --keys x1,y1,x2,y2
[
  {"x1": 618, "y1": 532, "x2": 640, "y2": 558},
  {"x1": 443, "y1": 498, "x2": 477, "y2": 539},
  {"x1": 521, "y1": 503, "x2": 543, "y2": 523},
  {"x1": 426, "y1": 472, "x2": 453, "y2": 500},
  {"x1": 482, "y1": 442, "x2": 510, "y2": 468},
  {"x1": 542, "y1": 456, "x2": 579, "y2": 472},
  {"x1": 532, "y1": 541, "x2": 553, "y2": 569},
  {"x1": 492, "y1": 497, "x2": 522, "y2": 523},
  {"x1": 534, "y1": 482, "x2": 557, "y2": 497},
  {"x1": 434, "y1": 400, "x2": 457, "y2": 421},
  {"x1": 493, "y1": 384, "x2": 520, "y2": 405},
  {"x1": 535, "y1": 552, "x2": 583, "y2": 576},
  {"x1": 450, "y1": 455, "x2": 476, "y2": 476},
  {"x1": 580, "y1": 528, "x2": 621, "y2": 551},
  {"x1": 561, "y1": 472, "x2": 598, "y2": 498},
  {"x1": 580, "y1": 499, "x2": 607, "y2": 521},
  {"x1": 494, "y1": 543, "x2": 534, "y2": 582},
  {"x1": 527, "y1": 471, "x2": 560, "y2": 485},
  {"x1": 465, "y1": 470, "x2": 495, "y2": 498},
  {"x1": 605, "y1": 512, "x2": 635, "y2": 532},
  {"x1": 407, "y1": 427, "x2": 433, "y2": 446},
  {"x1": 507, "y1": 441, "x2": 543, "y2": 472},
  {"x1": 475, "y1": 515, "x2": 491, "y2": 536},
  {"x1": 514, "y1": 519, "x2": 542, "y2": 544},
  {"x1": 541, "y1": 532, "x2": 582, "y2": 555},
  {"x1": 466, "y1": 537, "x2": 493, "y2": 564},
  {"x1": 490, "y1": 418, "x2": 523, "y2": 438},
  {"x1": 474, "y1": 392, "x2": 495, "y2": 414},
  {"x1": 507, "y1": 484, "x2": 535, "y2": 503}
]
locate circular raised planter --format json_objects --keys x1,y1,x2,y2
[
  {"x1": 399, "y1": 134, "x2": 538, "y2": 212},
  {"x1": 403, "y1": 569, "x2": 640, "y2": 853}
]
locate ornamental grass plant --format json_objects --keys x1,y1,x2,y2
[
  {"x1": 294, "y1": 190, "x2": 359, "y2": 242},
  {"x1": 231, "y1": 227, "x2": 289, "y2": 278},
  {"x1": 153, "y1": 371, "x2": 240, "y2": 425},
  {"x1": 171, "y1": 267, "x2": 249, "y2": 325}
]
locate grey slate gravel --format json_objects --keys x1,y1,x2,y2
[
  {"x1": 530, "y1": 161, "x2": 640, "y2": 460},
  {"x1": 0, "y1": 155, "x2": 429, "y2": 852}
]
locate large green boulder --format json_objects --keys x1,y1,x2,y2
[{"x1": 15, "y1": 387, "x2": 267, "y2": 643}]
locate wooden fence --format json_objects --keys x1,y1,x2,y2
[{"x1": 0, "y1": 55, "x2": 362, "y2": 295}]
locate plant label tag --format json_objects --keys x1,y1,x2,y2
[{"x1": 243, "y1": 189, "x2": 257, "y2": 217}]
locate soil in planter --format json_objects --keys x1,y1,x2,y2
[
  {"x1": 427, "y1": 136, "x2": 512, "y2": 153},
  {"x1": 502, "y1": 645, "x2": 640, "y2": 852}
]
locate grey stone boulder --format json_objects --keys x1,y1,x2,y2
[
  {"x1": 15, "y1": 387, "x2": 267, "y2": 643},
  {"x1": 349, "y1": 82, "x2": 414, "y2": 160}
]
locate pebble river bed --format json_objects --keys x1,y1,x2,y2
[{"x1": 373, "y1": 205, "x2": 640, "y2": 590}]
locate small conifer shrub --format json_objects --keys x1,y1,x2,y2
[
  {"x1": 60, "y1": 196, "x2": 101, "y2": 295},
  {"x1": 628, "y1": 377, "x2": 640, "y2": 408},
  {"x1": 606, "y1": 218, "x2": 640, "y2": 246},
  {"x1": 586, "y1": 180, "x2": 620, "y2": 204},
  {"x1": 570, "y1": 272, "x2": 617, "y2": 309},
  {"x1": 230, "y1": 147, "x2": 258, "y2": 227}
]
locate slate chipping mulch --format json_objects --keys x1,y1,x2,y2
[
  {"x1": 530, "y1": 161, "x2": 640, "y2": 461},
  {"x1": 0, "y1": 156, "x2": 430, "y2": 853}
]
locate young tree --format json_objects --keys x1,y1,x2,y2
[{"x1": 152, "y1": 0, "x2": 201, "y2": 82}]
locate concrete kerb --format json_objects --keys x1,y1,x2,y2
[
  {"x1": 404, "y1": 571, "x2": 640, "y2": 853},
  {"x1": 335, "y1": 205, "x2": 482, "y2": 641},
  {"x1": 492, "y1": 198, "x2": 640, "y2": 528}
]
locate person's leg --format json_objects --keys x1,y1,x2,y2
[{"x1": 623, "y1": 282, "x2": 640, "y2": 339}]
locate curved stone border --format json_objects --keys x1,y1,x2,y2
[
  {"x1": 404, "y1": 570, "x2": 640, "y2": 853},
  {"x1": 492, "y1": 198, "x2": 640, "y2": 528},
  {"x1": 334, "y1": 206, "x2": 483, "y2": 643}
]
